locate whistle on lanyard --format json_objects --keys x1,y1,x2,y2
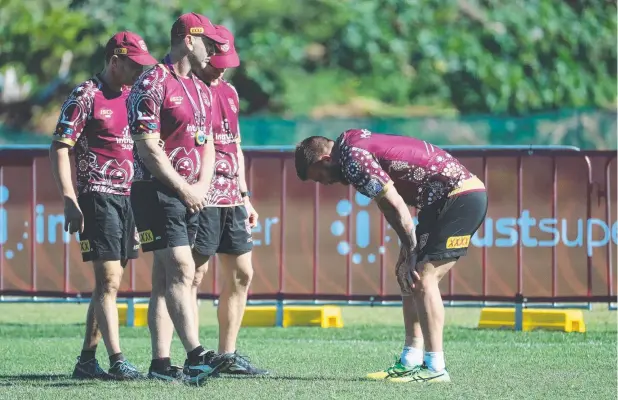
[{"x1": 195, "y1": 130, "x2": 206, "y2": 146}]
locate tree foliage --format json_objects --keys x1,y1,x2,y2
[{"x1": 1, "y1": 0, "x2": 616, "y2": 124}]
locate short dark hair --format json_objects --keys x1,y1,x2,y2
[
  {"x1": 104, "y1": 53, "x2": 126, "y2": 64},
  {"x1": 170, "y1": 34, "x2": 185, "y2": 47},
  {"x1": 294, "y1": 136, "x2": 333, "y2": 180}
]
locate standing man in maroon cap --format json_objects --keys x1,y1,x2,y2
[
  {"x1": 127, "y1": 13, "x2": 233, "y2": 385},
  {"x1": 50, "y1": 31, "x2": 158, "y2": 380},
  {"x1": 192, "y1": 25, "x2": 267, "y2": 376}
]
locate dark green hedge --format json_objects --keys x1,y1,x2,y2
[{"x1": 1, "y1": 0, "x2": 616, "y2": 117}]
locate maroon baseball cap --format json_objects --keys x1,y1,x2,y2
[
  {"x1": 171, "y1": 13, "x2": 227, "y2": 44},
  {"x1": 105, "y1": 31, "x2": 158, "y2": 66},
  {"x1": 209, "y1": 25, "x2": 240, "y2": 69}
]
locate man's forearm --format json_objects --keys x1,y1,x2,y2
[
  {"x1": 49, "y1": 143, "x2": 77, "y2": 201},
  {"x1": 237, "y1": 144, "x2": 248, "y2": 193},
  {"x1": 378, "y1": 196, "x2": 416, "y2": 249},
  {"x1": 136, "y1": 141, "x2": 188, "y2": 192},
  {"x1": 196, "y1": 139, "x2": 216, "y2": 192}
]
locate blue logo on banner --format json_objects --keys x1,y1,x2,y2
[{"x1": 327, "y1": 194, "x2": 618, "y2": 263}]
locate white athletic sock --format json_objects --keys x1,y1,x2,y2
[
  {"x1": 424, "y1": 351, "x2": 446, "y2": 372},
  {"x1": 401, "y1": 346, "x2": 423, "y2": 367}
]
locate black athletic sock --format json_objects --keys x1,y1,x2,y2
[
  {"x1": 150, "y1": 358, "x2": 171, "y2": 372},
  {"x1": 109, "y1": 352, "x2": 125, "y2": 365},
  {"x1": 80, "y1": 350, "x2": 96, "y2": 363},
  {"x1": 187, "y1": 346, "x2": 207, "y2": 365}
]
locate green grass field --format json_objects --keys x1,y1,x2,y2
[{"x1": 0, "y1": 302, "x2": 615, "y2": 400}]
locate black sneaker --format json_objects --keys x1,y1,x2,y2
[
  {"x1": 221, "y1": 351, "x2": 269, "y2": 376},
  {"x1": 148, "y1": 365, "x2": 206, "y2": 385},
  {"x1": 184, "y1": 351, "x2": 234, "y2": 382},
  {"x1": 72, "y1": 357, "x2": 113, "y2": 380},
  {"x1": 109, "y1": 360, "x2": 143, "y2": 380}
]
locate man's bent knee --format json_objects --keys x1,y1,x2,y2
[
  {"x1": 236, "y1": 264, "x2": 253, "y2": 288},
  {"x1": 93, "y1": 260, "x2": 123, "y2": 295},
  {"x1": 193, "y1": 262, "x2": 209, "y2": 289},
  {"x1": 192, "y1": 252, "x2": 210, "y2": 270},
  {"x1": 414, "y1": 259, "x2": 456, "y2": 293},
  {"x1": 192, "y1": 251, "x2": 210, "y2": 288},
  {"x1": 414, "y1": 272, "x2": 438, "y2": 294},
  {"x1": 220, "y1": 252, "x2": 253, "y2": 289},
  {"x1": 155, "y1": 246, "x2": 196, "y2": 287},
  {"x1": 167, "y1": 266, "x2": 195, "y2": 288}
]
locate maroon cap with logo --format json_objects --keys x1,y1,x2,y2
[
  {"x1": 171, "y1": 13, "x2": 227, "y2": 44},
  {"x1": 105, "y1": 31, "x2": 158, "y2": 66},
  {"x1": 209, "y1": 25, "x2": 240, "y2": 69}
]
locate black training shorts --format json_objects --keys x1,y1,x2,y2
[
  {"x1": 78, "y1": 192, "x2": 139, "y2": 263},
  {"x1": 415, "y1": 190, "x2": 488, "y2": 263},
  {"x1": 130, "y1": 181, "x2": 199, "y2": 253},
  {"x1": 193, "y1": 205, "x2": 253, "y2": 257}
]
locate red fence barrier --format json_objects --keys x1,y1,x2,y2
[{"x1": 0, "y1": 147, "x2": 615, "y2": 304}]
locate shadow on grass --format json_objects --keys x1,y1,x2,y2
[
  {"x1": 0, "y1": 373, "x2": 99, "y2": 387},
  {"x1": 0, "y1": 374, "x2": 70, "y2": 381},
  {"x1": 221, "y1": 374, "x2": 367, "y2": 382}
]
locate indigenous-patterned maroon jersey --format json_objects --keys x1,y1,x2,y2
[
  {"x1": 332, "y1": 129, "x2": 484, "y2": 209},
  {"x1": 205, "y1": 79, "x2": 243, "y2": 206},
  {"x1": 53, "y1": 75, "x2": 134, "y2": 196},
  {"x1": 127, "y1": 63, "x2": 213, "y2": 184}
]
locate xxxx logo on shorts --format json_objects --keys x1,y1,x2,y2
[
  {"x1": 446, "y1": 235, "x2": 471, "y2": 249},
  {"x1": 80, "y1": 240, "x2": 91, "y2": 253},
  {"x1": 139, "y1": 230, "x2": 154, "y2": 244}
]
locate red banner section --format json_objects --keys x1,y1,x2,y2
[{"x1": 0, "y1": 148, "x2": 615, "y2": 303}]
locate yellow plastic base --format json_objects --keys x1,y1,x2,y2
[
  {"x1": 241, "y1": 306, "x2": 344, "y2": 328},
  {"x1": 478, "y1": 308, "x2": 586, "y2": 332},
  {"x1": 117, "y1": 303, "x2": 148, "y2": 327}
]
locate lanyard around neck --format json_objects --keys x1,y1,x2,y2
[{"x1": 164, "y1": 55, "x2": 207, "y2": 131}]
